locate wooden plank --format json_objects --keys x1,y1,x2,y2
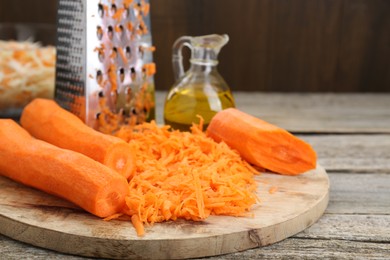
[
  {"x1": 299, "y1": 135, "x2": 390, "y2": 172},
  {"x1": 205, "y1": 238, "x2": 390, "y2": 259},
  {"x1": 156, "y1": 92, "x2": 390, "y2": 133},
  {"x1": 327, "y1": 173, "x2": 390, "y2": 214},
  {"x1": 336, "y1": 0, "x2": 390, "y2": 92},
  {"x1": 0, "y1": 234, "x2": 84, "y2": 259},
  {"x1": 0, "y1": 0, "x2": 57, "y2": 24},
  {"x1": 234, "y1": 93, "x2": 390, "y2": 133},
  {"x1": 2, "y1": 233, "x2": 389, "y2": 260},
  {"x1": 150, "y1": 0, "x2": 206, "y2": 92},
  {"x1": 253, "y1": 0, "x2": 343, "y2": 92},
  {"x1": 296, "y1": 214, "x2": 390, "y2": 242},
  {"x1": 150, "y1": 0, "x2": 390, "y2": 92},
  {"x1": 2, "y1": 234, "x2": 389, "y2": 260},
  {"x1": 0, "y1": 2, "x2": 3, "y2": 23},
  {"x1": 150, "y1": 0, "x2": 345, "y2": 93}
]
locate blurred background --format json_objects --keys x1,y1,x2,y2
[{"x1": 1, "y1": 0, "x2": 389, "y2": 92}]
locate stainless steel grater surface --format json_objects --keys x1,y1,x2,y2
[{"x1": 55, "y1": 0, "x2": 155, "y2": 133}]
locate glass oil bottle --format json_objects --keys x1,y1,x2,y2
[{"x1": 164, "y1": 34, "x2": 235, "y2": 131}]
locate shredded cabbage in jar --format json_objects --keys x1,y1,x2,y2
[{"x1": 0, "y1": 40, "x2": 56, "y2": 112}]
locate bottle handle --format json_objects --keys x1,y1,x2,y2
[{"x1": 172, "y1": 36, "x2": 192, "y2": 80}]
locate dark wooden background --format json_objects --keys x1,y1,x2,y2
[{"x1": 1, "y1": 0, "x2": 389, "y2": 92}]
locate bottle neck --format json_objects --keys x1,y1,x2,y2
[{"x1": 189, "y1": 59, "x2": 218, "y2": 73}]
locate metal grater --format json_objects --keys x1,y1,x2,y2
[{"x1": 55, "y1": 0, "x2": 156, "y2": 133}]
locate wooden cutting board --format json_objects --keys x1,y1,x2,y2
[{"x1": 0, "y1": 165, "x2": 329, "y2": 259}]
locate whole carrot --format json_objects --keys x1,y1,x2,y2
[
  {"x1": 207, "y1": 108, "x2": 317, "y2": 175},
  {"x1": 0, "y1": 119, "x2": 129, "y2": 218},
  {"x1": 20, "y1": 98, "x2": 135, "y2": 180}
]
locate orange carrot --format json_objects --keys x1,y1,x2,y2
[
  {"x1": 20, "y1": 98, "x2": 135, "y2": 180},
  {"x1": 0, "y1": 119, "x2": 129, "y2": 218},
  {"x1": 207, "y1": 108, "x2": 317, "y2": 175}
]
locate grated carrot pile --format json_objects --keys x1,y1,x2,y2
[
  {"x1": 0, "y1": 40, "x2": 56, "y2": 110},
  {"x1": 114, "y1": 118, "x2": 260, "y2": 235}
]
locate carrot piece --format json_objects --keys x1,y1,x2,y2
[
  {"x1": 108, "y1": 64, "x2": 118, "y2": 93},
  {"x1": 104, "y1": 213, "x2": 124, "y2": 221},
  {"x1": 206, "y1": 108, "x2": 317, "y2": 175},
  {"x1": 142, "y1": 3, "x2": 150, "y2": 16},
  {"x1": 112, "y1": 8, "x2": 125, "y2": 21},
  {"x1": 117, "y1": 47, "x2": 128, "y2": 66},
  {"x1": 131, "y1": 215, "x2": 145, "y2": 237},
  {"x1": 123, "y1": 0, "x2": 134, "y2": 9},
  {"x1": 269, "y1": 186, "x2": 278, "y2": 194},
  {"x1": 142, "y1": 63, "x2": 156, "y2": 76},
  {"x1": 20, "y1": 98, "x2": 135, "y2": 180},
  {"x1": 126, "y1": 22, "x2": 134, "y2": 32},
  {"x1": 0, "y1": 119, "x2": 129, "y2": 218}
]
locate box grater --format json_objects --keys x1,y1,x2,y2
[{"x1": 55, "y1": 0, "x2": 156, "y2": 133}]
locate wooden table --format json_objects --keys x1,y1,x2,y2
[{"x1": 1, "y1": 92, "x2": 389, "y2": 259}]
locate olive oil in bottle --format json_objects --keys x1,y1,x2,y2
[
  {"x1": 164, "y1": 84, "x2": 235, "y2": 131},
  {"x1": 164, "y1": 34, "x2": 235, "y2": 131}
]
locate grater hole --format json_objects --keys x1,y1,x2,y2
[
  {"x1": 123, "y1": 7, "x2": 130, "y2": 18},
  {"x1": 111, "y1": 47, "x2": 118, "y2": 60},
  {"x1": 131, "y1": 107, "x2": 137, "y2": 116},
  {"x1": 130, "y1": 67, "x2": 136, "y2": 81},
  {"x1": 125, "y1": 87, "x2": 132, "y2": 103},
  {"x1": 117, "y1": 25, "x2": 124, "y2": 37},
  {"x1": 97, "y1": 26, "x2": 103, "y2": 40},
  {"x1": 139, "y1": 46, "x2": 144, "y2": 58},
  {"x1": 125, "y1": 46, "x2": 131, "y2": 59},
  {"x1": 143, "y1": 106, "x2": 148, "y2": 114},
  {"x1": 142, "y1": 66, "x2": 147, "y2": 78},
  {"x1": 111, "y1": 4, "x2": 117, "y2": 15},
  {"x1": 107, "y1": 26, "x2": 114, "y2": 40},
  {"x1": 98, "y1": 3, "x2": 104, "y2": 17},
  {"x1": 119, "y1": 68, "x2": 125, "y2": 83},
  {"x1": 98, "y1": 50, "x2": 105, "y2": 62},
  {"x1": 138, "y1": 24, "x2": 144, "y2": 34},
  {"x1": 96, "y1": 70, "x2": 103, "y2": 84}
]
